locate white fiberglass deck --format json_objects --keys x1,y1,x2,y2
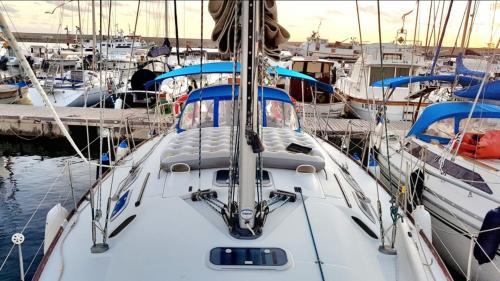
[{"x1": 37, "y1": 127, "x2": 449, "y2": 281}]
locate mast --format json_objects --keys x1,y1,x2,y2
[
  {"x1": 460, "y1": 0, "x2": 472, "y2": 52},
  {"x1": 237, "y1": 0, "x2": 261, "y2": 232},
  {"x1": 91, "y1": 0, "x2": 97, "y2": 71}
]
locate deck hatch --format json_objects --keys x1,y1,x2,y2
[
  {"x1": 209, "y1": 247, "x2": 288, "y2": 267},
  {"x1": 214, "y1": 170, "x2": 271, "y2": 186}
]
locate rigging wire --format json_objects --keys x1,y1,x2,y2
[
  {"x1": 354, "y1": 1, "x2": 374, "y2": 128},
  {"x1": 489, "y1": 0, "x2": 498, "y2": 48},
  {"x1": 430, "y1": 0, "x2": 454, "y2": 75},
  {"x1": 116, "y1": 0, "x2": 141, "y2": 151},
  {"x1": 460, "y1": 0, "x2": 473, "y2": 51},
  {"x1": 198, "y1": 0, "x2": 204, "y2": 190},
  {"x1": 376, "y1": 0, "x2": 402, "y2": 249},
  {"x1": 228, "y1": 0, "x2": 241, "y2": 215},
  {"x1": 424, "y1": 0, "x2": 433, "y2": 55},
  {"x1": 449, "y1": 7, "x2": 467, "y2": 55},
  {"x1": 465, "y1": 0, "x2": 480, "y2": 49},
  {"x1": 173, "y1": 0, "x2": 181, "y2": 65}
]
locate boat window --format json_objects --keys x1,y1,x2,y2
[
  {"x1": 266, "y1": 100, "x2": 299, "y2": 130},
  {"x1": 218, "y1": 100, "x2": 235, "y2": 127},
  {"x1": 369, "y1": 66, "x2": 396, "y2": 85},
  {"x1": 396, "y1": 67, "x2": 410, "y2": 77},
  {"x1": 383, "y1": 53, "x2": 402, "y2": 61},
  {"x1": 292, "y1": 61, "x2": 304, "y2": 72},
  {"x1": 179, "y1": 100, "x2": 215, "y2": 130},
  {"x1": 322, "y1": 63, "x2": 331, "y2": 74},
  {"x1": 458, "y1": 118, "x2": 500, "y2": 134},
  {"x1": 306, "y1": 62, "x2": 322, "y2": 73},
  {"x1": 423, "y1": 118, "x2": 455, "y2": 139}
]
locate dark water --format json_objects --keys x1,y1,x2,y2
[{"x1": 0, "y1": 137, "x2": 97, "y2": 281}]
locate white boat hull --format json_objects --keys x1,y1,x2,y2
[
  {"x1": 376, "y1": 142, "x2": 500, "y2": 281},
  {"x1": 28, "y1": 86, "x2": 104, "y2": 107},
  {"x1": 298, "y1": 102, "x2": 344, "y2": 118}
]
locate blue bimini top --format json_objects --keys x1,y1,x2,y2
[
  {"x1": 176, "y1": 84, "x2": 299, "y2": 133},
  {"x1": 144, "y1": 62, "x2": 334, "y2": 93},
  {"x1": 407, "y1": 101, "x2": 500, "y2": 144}
]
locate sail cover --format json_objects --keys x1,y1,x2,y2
[
  {"x1": 372, "y1": 75, "x2": 481, "y2": 88},
  {"x1": 209, "y1": 0, "x2": 290, "y2": 59},
  {"x1": 454, "y1": 80, "x2": 500, "y2": 100},
  {"x1": 456, "y1": 53, "x2": 486, "y2": 78}
]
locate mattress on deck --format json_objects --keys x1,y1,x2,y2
[{"x1": 160, "y1": 127, "x2": 325, "y2": 171}]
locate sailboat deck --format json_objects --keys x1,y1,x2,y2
[{"x1": 35, "y1": 129, "x2": 448, "y2": 281}]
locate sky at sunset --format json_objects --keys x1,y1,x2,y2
[{"x1": 1, "y1": 1, "x2": 498, "y2": 48}]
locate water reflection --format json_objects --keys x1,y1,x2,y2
[{"x1": 0, "y1": 136, "x2": 97, "y2": 280}]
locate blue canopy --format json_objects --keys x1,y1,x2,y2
[
  {"x1": 372, "y1": 74, "x2": 481, "y2": 88},
  {"x1": 456, "y1": 53, "x2": 486, "y2": 78},
  {"x1": 176, "y1": 84, "x2": 297, "y2": 132},
  {"x1": 407, "y1": 102, "x2": 500, "y2": 144},
  {"x1": 454, "y1": 80, "x2": 500, "y2": 100},
  {"x1": 185, "y1": 84, "x2": 292, "y2": 104},
  {"x1": 144, "y1": 62, "x2": 334, "y2": 93}
]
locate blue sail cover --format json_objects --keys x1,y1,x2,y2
[
  {"x1": 372, "y1": 74, "x2": 481, "y2": 88},
  {"x1": 456, "y1": 53, "x2": 486, "y2": 78},
  {"x1": 454, "y1": 80, "x2": 500, "y2": 100},
  {"x1": 144, "y1": 62, "x2": 334, "y2": 93},
  {"x1": 407, "y1": 102, "x2": 500, "y2": 144}
]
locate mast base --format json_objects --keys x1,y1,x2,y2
[{"x1": 229, "y1": 214, "x2": 263, "y2": 240}]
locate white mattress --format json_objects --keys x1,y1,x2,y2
[{"x1": 160, "y1": 127, "x2": 325, "y2": 171}]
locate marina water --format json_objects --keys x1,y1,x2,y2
[{"x1": 0, "y1": 137, "x2": 97, "y2": 280}]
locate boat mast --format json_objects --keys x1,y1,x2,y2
[{"x1": 237, "y1": 0, "x2": 262, "y2": 232}]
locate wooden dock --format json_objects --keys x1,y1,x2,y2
[
  {"x1": 0, "y1": 104, "x2": 173, "y2": 140},
  {"x1": 302, "y1": 117, "x2": 412, "y2": 137}
]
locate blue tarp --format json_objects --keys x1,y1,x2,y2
[
  {"x1": 454, "y1": 80, "x2": 500, "y2": 100},
  {"x1": 144, "y1": 62, "x2": 334, "y2": 93},
  {"x1": 372, "y1": 74, "x2": 481, "y2": 88},
  {"x1": 407, "y1": 102, "x2": 500, "y2": 144},
  {"x1": 456, "y1": 53, "x2": 486, "y2": 78}
]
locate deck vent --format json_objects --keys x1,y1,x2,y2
[
  {"x1": 209, "y1": 247, "x2": 289, "y2": 270},
  {"x1": 351, "y1": 216, "x2": 378, "y2": 239}
]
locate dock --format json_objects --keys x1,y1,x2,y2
[
  {"x1": 0, "y1": 104, "x2": 173, "y2": 140},
  {"x1": 302, "y1": 117, "x2": 412, "y2": 137},
  {"x1": 0, "y1": 104, "x2": 411, "y2": 141}
]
